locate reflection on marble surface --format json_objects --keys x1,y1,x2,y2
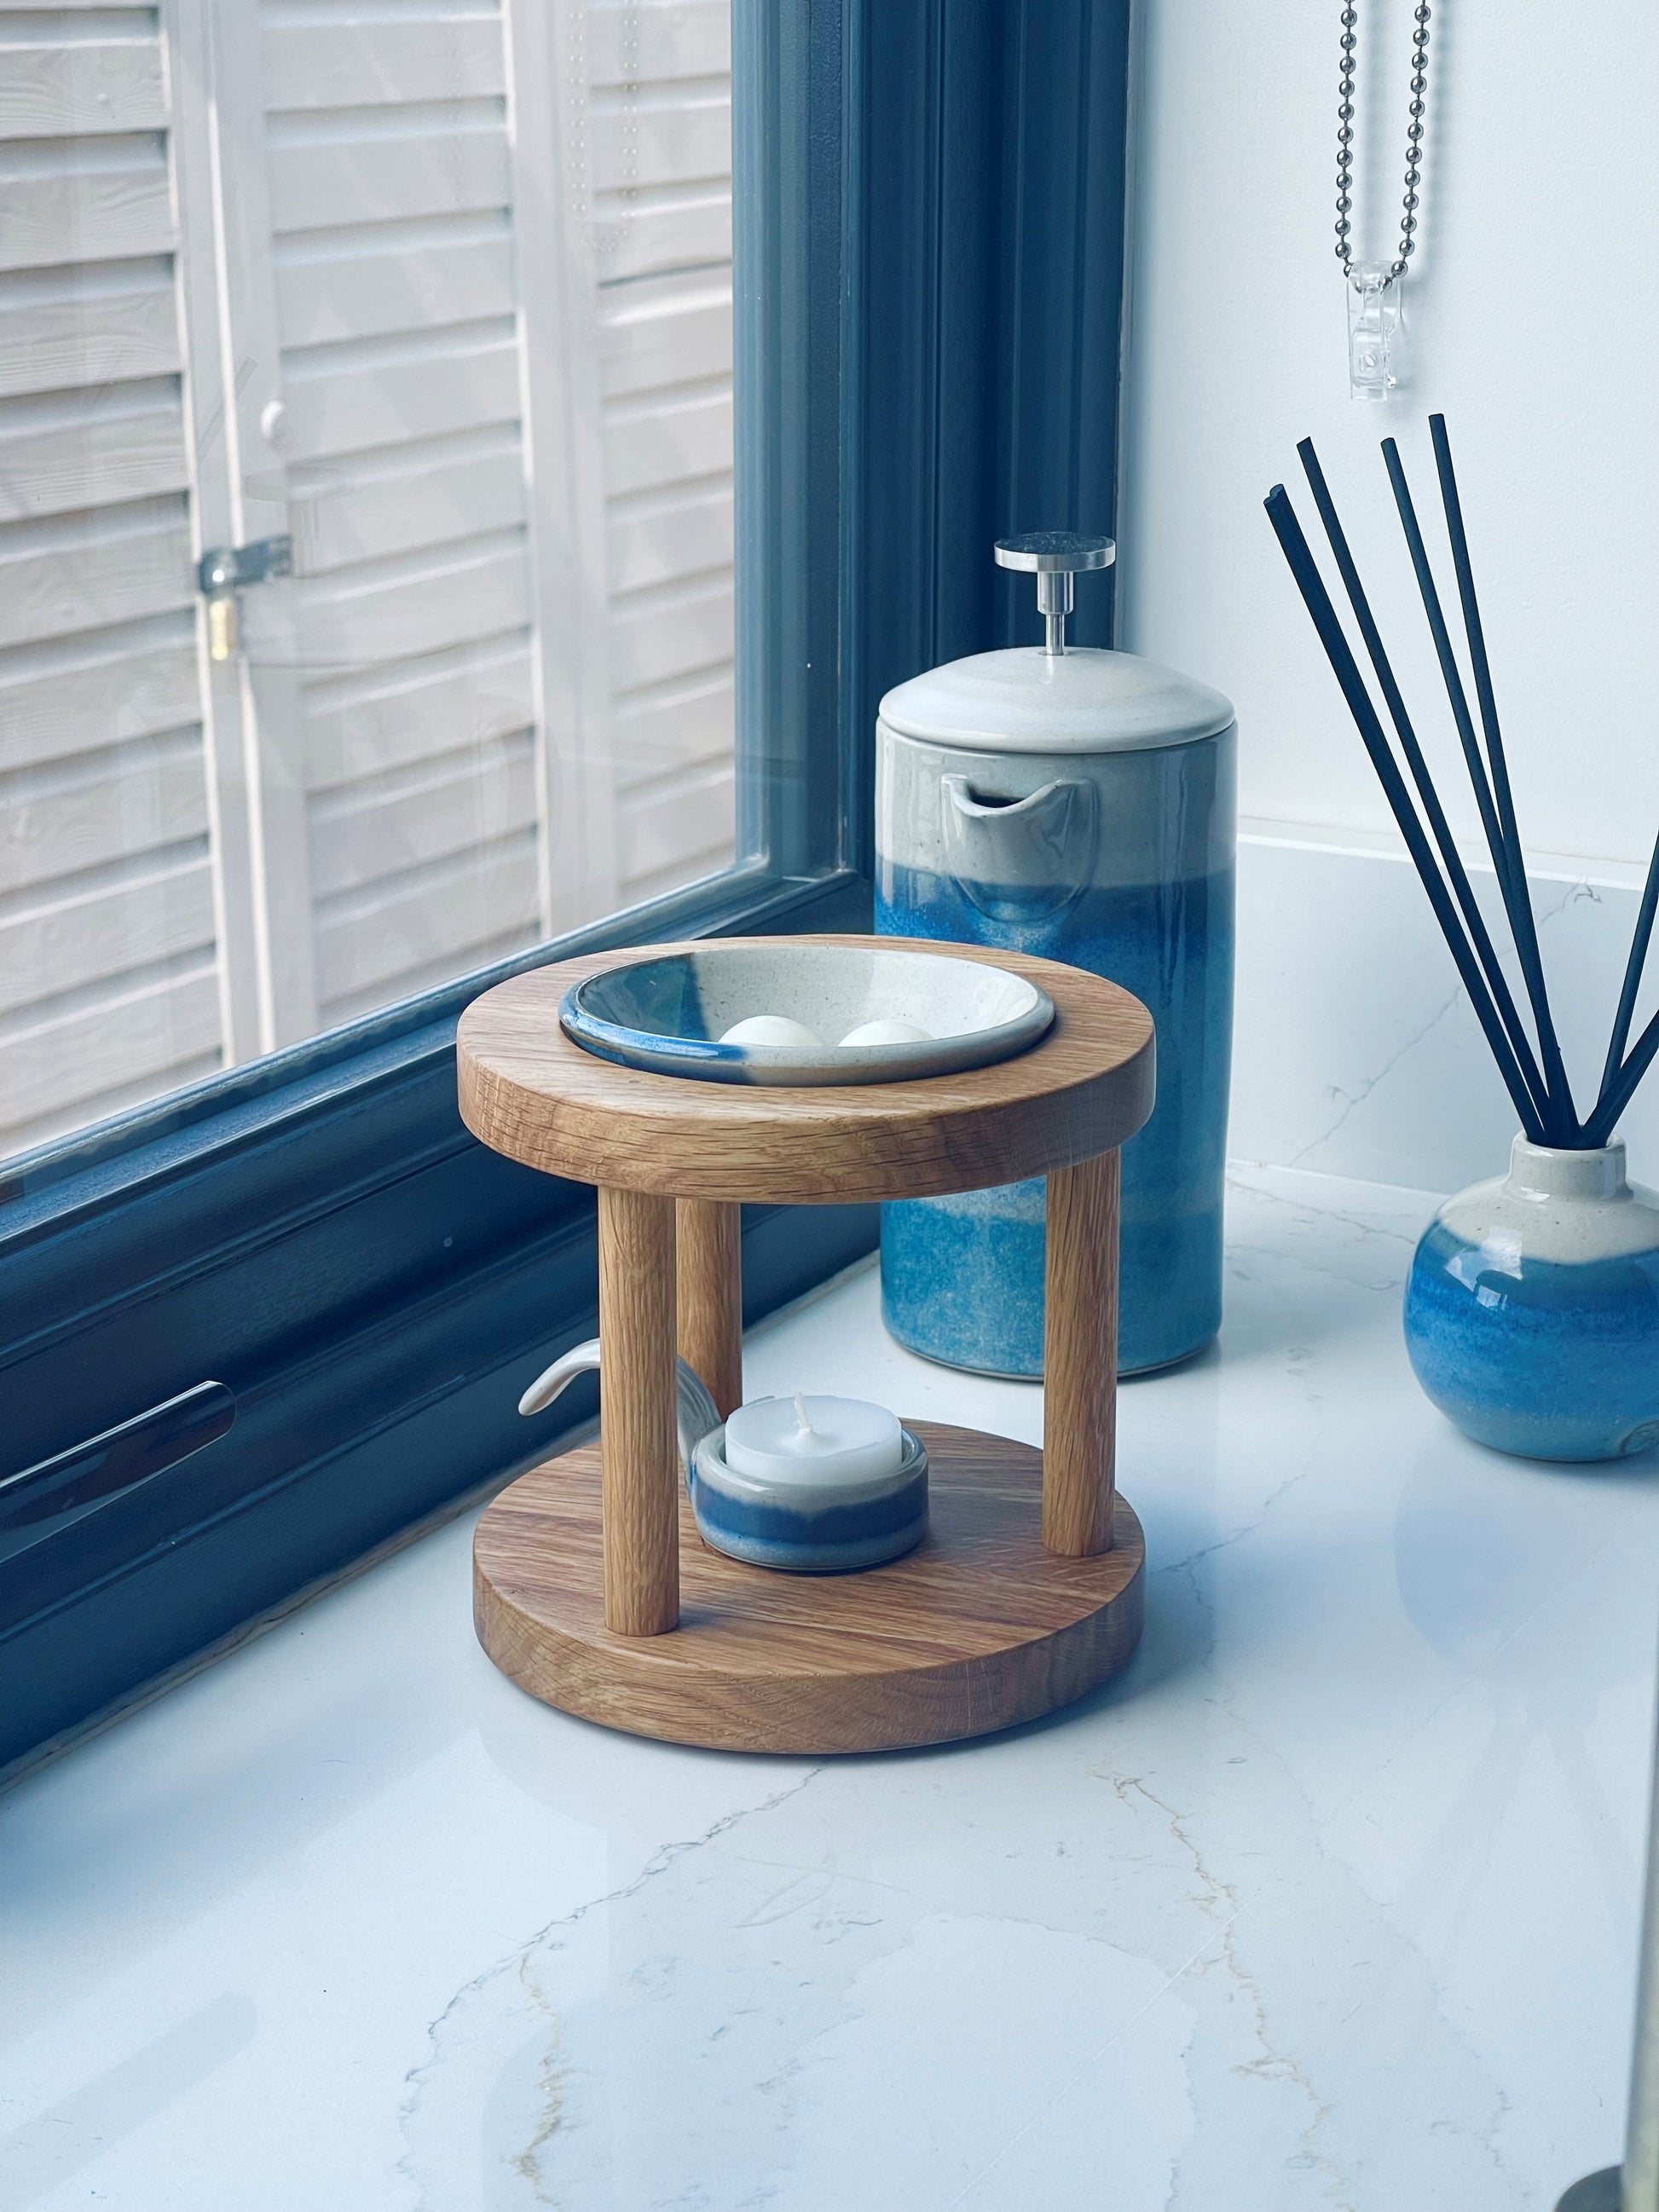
[{"x1": 2, "y1": 1166, "x2": 1655, "y2": 2209}]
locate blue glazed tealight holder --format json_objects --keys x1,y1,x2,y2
[
  {"x1": 1404, "y1": 1137, "x2": 1659, "y2": 1463},
  {"x1": 690, "y1": 1418, "x2": 930, "y2": 1574},
  {"x1": 517, "y1": 1348, "x2": 933, "y2": 1574}
]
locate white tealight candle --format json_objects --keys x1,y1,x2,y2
[
  {"x1": 719, "y1": 1014, "x2": 824, "y2": 1049},
  {"x1": 723, "y1": 1392, "x2": 904, "y2": 1486}
]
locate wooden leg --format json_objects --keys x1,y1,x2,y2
[
  {"x1": 675, "y1": 1198, "x2": 743, "y2": 1420},
  {"x1": 1042, "y1": 1148, "x2": 1119, "y2": 1557},
  {"x1": 598, "y1": 1184, "x2": 679, "y2": 1635}
]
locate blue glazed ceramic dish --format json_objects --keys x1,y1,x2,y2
[
  {"x1": 689, "y1": 1424, "x2": 929, "y2": 1572},
  {"x1": 1404, "y1": 1137, "x2": 1659, "y2": 1462},
  {"x1": 559, "y1": 943, "x2": 1053, "y2": 1088}
]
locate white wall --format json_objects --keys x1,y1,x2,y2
[{"x1": 1119, "y1": 0, "x2": 1659, "y2": 1187}]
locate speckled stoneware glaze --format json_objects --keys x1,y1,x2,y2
[
  {"x1": 688, "y1": 1424, "x2": 929, "y2": 1571},
  {"x1": 559, "y1": 944, "x2": 1053, "y2": 1087},
  {"x1": 876, "y1": 644, "x2": 1235, "y2": 1377},
  {"x1": 1404, "y1": 1137, "x2": 1659, "y2": 1462}
]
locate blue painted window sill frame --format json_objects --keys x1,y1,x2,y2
[{"x1": 0, "y1": 0, "x2": 1133, "y2": 1773}]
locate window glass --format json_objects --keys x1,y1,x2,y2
[{"x1": 0, "y1": 0, "x2": 735, "y2": 1160}]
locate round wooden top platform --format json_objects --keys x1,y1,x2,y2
[{"x1": 456, "y1": 935, "x2": 1154, "y2": 1204}]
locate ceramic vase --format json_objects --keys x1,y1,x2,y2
[
  {"x1": 1404, "y1": 1135, "x2": 1659, "y2": 1462},
  {"x1": 875, "y1": 648, "x2": 1235, "y2": 1377}
]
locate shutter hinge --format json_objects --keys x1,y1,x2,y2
[{"x1": 197, "y1": 535, "x2": 294, "y2": 661}]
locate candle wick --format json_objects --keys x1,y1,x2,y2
[{"x1": 792, "y1": 1391, "x2": 817, "y2": 1441}]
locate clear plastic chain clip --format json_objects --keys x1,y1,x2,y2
[{"x1": 1347, "y1": 263, "x2": 1404, "y2": 401}]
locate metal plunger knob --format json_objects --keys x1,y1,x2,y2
[{"x1": 994, "y1": 531, "x2": 1116, "y2": 657}]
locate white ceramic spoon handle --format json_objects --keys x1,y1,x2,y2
[{"x1": 518, "y1": 1335, "x2": 721, "y2": 1474}]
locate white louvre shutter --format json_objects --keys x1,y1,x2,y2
[
  {"x1": 251, "y1": 0, "x2": 556, "y2": 1027},
  {"x1": 0, "y1": 0, "x2": 739, "y2": 1152},
  {"x1": 259, "y1": 0, "x2": 738, "y2": 1021},
  {"x1": 0, "y1": 0, "x2": 223, "y2": 1156},
  {"x1": 587, "y1": 0, "x2": 735, "y2": 908}
]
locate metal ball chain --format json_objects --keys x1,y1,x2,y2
[{"x1": 1336, "y1": 1, "x2": 1431, "y2": 286}]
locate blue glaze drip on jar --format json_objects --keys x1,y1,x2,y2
[{"x1": 876, "y1": 864, "x2": 1234, "y2": 1375}]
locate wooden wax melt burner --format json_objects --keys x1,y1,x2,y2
[{"x1": 458, "y1": 934, "x2": 1155, "y2": 1755}]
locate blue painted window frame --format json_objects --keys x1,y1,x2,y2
[{"x1": 0, "y1": 0, "x2": 1134, "y2": 1770}]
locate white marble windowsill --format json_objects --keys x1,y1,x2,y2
[{"x1": 2, "y1": 1164, "x2": 1651, "y2": 2210}]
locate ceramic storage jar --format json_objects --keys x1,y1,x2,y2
[{"x1": 875, "y1": 533, "x2": 1236, "y2": 1376}]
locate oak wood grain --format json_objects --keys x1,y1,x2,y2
[
  {"x1": 598, "y1": 1185, "x2": 679, "y2": 1635},
  {"x1": 675, "y1": 1196, "x2": 743, "y2": 1418},
  {"x1": 473, "y1": 1422, "x2": 1145, "y2": 1753},
  {"x1": 456, "y1": 935, "x2": 1155, "y2": 1204},
  {"x1": 1043, "y1": 1149, "x2": 1120, "y2": 1557}
]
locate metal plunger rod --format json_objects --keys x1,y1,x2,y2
[
  {"x1": 1037, "y1": 569, "x2": 1074, "y2": 656},
  {"x1": 994, "y1": 531, "x2": 1115, "y2": 661}
]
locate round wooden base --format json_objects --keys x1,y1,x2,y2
[{"x1": 473, "y1": 1422, "x2": 1145, "y2": 1754}]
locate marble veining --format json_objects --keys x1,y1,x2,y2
[{"x1": 1, "y1": 1165, "x2": 1654, "y2": 2209}]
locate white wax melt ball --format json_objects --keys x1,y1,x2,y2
[
  {"x1": 719, "y1": 1014, "x2": 824, "y2": 1050},
  {"x1": 839, "y1": 1017, "x2": 934, "y2": 1048}
]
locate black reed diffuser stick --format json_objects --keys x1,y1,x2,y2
[
  {"x1": 1267, "y1": 423, "x2": 1659, "y2": 1152},
  {"x1": 1429, "y1": 415, "x2": 1577, "y2": 1134},
  {"x1": 1380, "y1": 440, "x2": 1575, "y2": 1140},
  {"x1": 1296, "y1": 438, "x2": 1553, "y2": 1136},
  {"x1": 1589, "y1": 1010, "x2": 1659, "y2": 1149},
  {"x1": 1263, "y1": 484, "x2": 1550, "y2": 1144},
  {"x1": 1602, "y1": 829, "x2": 1659, "y2": 1105}
]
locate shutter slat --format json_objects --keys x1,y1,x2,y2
[
  {"x1": 0, "y1": 505, "x2": 194, "y2": 648},
  {"x1": 0, "y1": 38, "x2": 167, "y2": 138},
  {"x1": 269, "y1": 127, "x2": 510, "y2": 232},
  {"x1": 597, "y1": 270, "x2": 730, "y2": 396},
  {"x1": 0, "y1": 967, "x2": 219, "y2": 1139},
  {"x1": 609, "y1": 571, "x2": 731, "y2": 695},
  {"x1": 588, "y1": 92, "x2": 728, "y2": 193},
  {"x1": 308, "y1": 736, "x2": 535, "y2": 897},
  {"x1": 294, "y1": 443, "x2": 526, "y2": 573},
  {"x1": 606, "y1": 477, "x2": 731, "y2": 595},
  {"x1": 303, "y1": 642, "x2": 533, "y2": 790},
  {"x1": 0, "y1": 396, "x2": 187, "y2": 521},
  {"x1": 312, "y1": 835, "x2": 537, "y2": 1006},
  {"x1": 590, "y1": 187, "x2": 729, "y2": 284},
  {"x1": 275, "y1": 234, "x2": 514, "y2": 346},
  {"x1": 0, "y1": 741, "x2": 207, "y2": 895},
  {"x1": 0, "y1": 855, "x2": 215, "y2": 1014},
  {"x1": 290, "y1": 534, "x2": 531, "y2": 665},
  {"x1": 0, "y1": 159, "x2": 175, "y2": 272},
  {"x1": 586, "y1": 0, "x2": 726, "y2": 86},
  {"x1": 616, "y1": 758, "x2": 733, "y2": 893},
  {"x1": 0, "y1": 633, "x2": 199, "y2": 766},
  {"x1": 0, "y1": 269, "x2": 179, "y2": 396},
  {"x1": 280, "y1": 335, "x2": 519, "y2": 461},
  {"x1": 611, "y1": 665, "x2": 731, "y2": 791},
  {"x1": 602, "y1": 382, "x2": 728, "y2": 497},
  {"x1": 262, "y1": 20, "x2": 506, "y2": 112}
]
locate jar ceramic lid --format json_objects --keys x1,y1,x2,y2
[{"x1": 878, "y1": 645, "x2": 1234, "y2": 757}]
